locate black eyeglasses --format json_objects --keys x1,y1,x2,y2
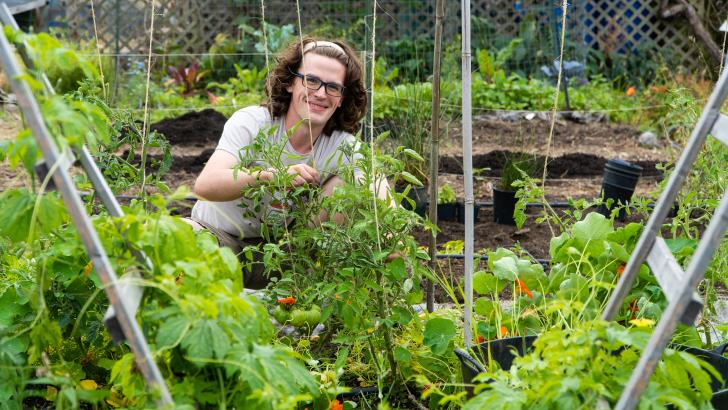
[{"x1": 288, "y1": 68, "x2": 346, "y2": 97}]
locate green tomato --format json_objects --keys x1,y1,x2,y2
[
  {"x1": 272, "y1": 306, "x2": 289, "y2": 324},
  {"x1": 303, "y1": 305, "x2": 321, "y2": 326},
  {"x1": 289, "y1": 309, "x2": 308, "y2": 327},
  {"x1": 289, "y1": 306, "x2": 321, "y2": 328}
]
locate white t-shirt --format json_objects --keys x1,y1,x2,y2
[{"x1": 191, "y1": 105, "x2": 361, "y2": 238}]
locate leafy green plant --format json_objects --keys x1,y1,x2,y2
[
  {"x1": 206, "y1": 64, "x2": 266, "y2": 97},
  {"x1": 438, "y1": 184, "x2": 456, "y2": 205},
  {"x1": 476, "y1": 38, "x2": 523, "y2": 83},
  {"x1": 7, "y1": 28, "x2": 99, "y2": 94},
  {"x1": 464, "y1": 320, "x2": 719, "y2": 409},
  {"x1": 233, "y1": 127, "x2": 436, "y2": 396}
]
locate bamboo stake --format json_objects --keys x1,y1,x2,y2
[
  {"x1": 427, "y1": 0, "x2": 445, "y2": 313},
  {"x1": 461, "y1": 0, "x2": 474, "y2": 348},
  {"x1": 139, "y1": 0, "x2": 157, "y2": 201}
]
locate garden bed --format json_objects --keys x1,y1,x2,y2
[{"x1": 0, "y1": 108, "x2": 671, "y2": 274}]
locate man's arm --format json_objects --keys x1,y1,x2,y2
[{"x1": 193, "y1": 150, "x2": 320, "y2": 202}]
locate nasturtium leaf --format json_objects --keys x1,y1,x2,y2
[
  {"x1": 518, "y1": 265, "x2": 547, "y2": 291},
  {"x1": 572, "y1": 212, "x2": 613, "y2": 247},
  {"x1": 549, "y1": 232, "x2": 570, "y2": 258},
  {"x1": 665, "y1": 237, "x2": 697, "y2": 259},
  {"x1": 476, "y1": 321, "x2": 497, "y2": 340},
  {"x1": 492, "y1": 257, "x2": 518, "y2": 281},
  {"x1": 487, "y1": 248, "x2": 516, "y2": 271},
  {"x1": 423, "y1": 317, "x2": 456, "y2": 355},
  {"x1": 474, "y1": 298, "x2": 501, "y2": 319},
  {"x1": 474, "y1": 270, "x2": 505, "y2": 295},
  {"x1": 557, "y1": 275, "x2": 589, "y2": 301},
  {"x1": 405, "y1": 289, "x2": 424, "y2": 305}
]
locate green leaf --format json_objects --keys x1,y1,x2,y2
[
  {"x1": 391, "y1": 306, "x2": 413, "y2": 325},
  {"x1": 400, "y1": 171, "x2": 423, "y2": 186},
  {"x1": 394, "y1": 346, "x2": 412, "y2": 362},
  {"x1": 572, "y1": 212, "x2": 613, "y2": 247},
  {"x1": 181, "y1": 320, "x2": 230, "y2": 362},
  {"x1": 423, "y1": 317, "x2": 456, "y2": 355},
  {"x1": 405, "y1": 289, "x2": 424, "y2": 305},
  {"x1": 156, "y1": 315, "x2": 189, "y2": 350},
  {"x1": 474, "y1": 298, "x2": 501, "y2": 320},
  {"x1": 549, "y1": 232, "x2": 570, "y2": 258},
  {"x1": 474, "y1": 270, "x2": 505, "y2": 295},
  {"x1": 402, "y1": 148, "x2": 424, "y2": 162},
  {"x1": 387, "y1": 258, "x2": 407, "y2": 281},
  {"x1": 492, "y1": 257, "x2": 518, "y2": 281}
]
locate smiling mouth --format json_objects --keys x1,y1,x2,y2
[{"x1": 306, "y1": 101, "x2": 328, "y2": 111}]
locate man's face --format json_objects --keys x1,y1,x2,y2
[{"x1": 286, "y1": 53, "x2": 346, "y2": 131}]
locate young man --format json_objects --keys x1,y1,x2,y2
[{"x1": 185, "y1": 38, "x2": 368, "y2": 288}]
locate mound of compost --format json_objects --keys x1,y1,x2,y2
[{"x1": 150, "y1": 109, "x2": 227, "y2": 146}]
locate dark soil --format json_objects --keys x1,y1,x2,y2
[
  {"x1": 439, "y1": 151, "x2": 661, "y2": 177},
  {"x1": 150, "y1": 108, "x2": 227, "y2": 147}
]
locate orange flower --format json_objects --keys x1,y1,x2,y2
[
  {"x1": 277, "y1": 296, "x2": 295, "y2": 306},
  {"x1": 83, "y1": 261, "x2": 93, "y2": 277},
  {"x1": 330, "y1": 399, "x2": 343, "y2": 410},
  {"x1": 499, "y1": 326, "x2": 508, "y2": 338},
  {"x1": 616, "y1": 264, "x2": 625, "y2": 277},
  {"x1": 515, "y1": 278, "x2": 533, "y2": 299},
  {"x1": 626, "y1": 86, "x2": 636, "y2": 97}
]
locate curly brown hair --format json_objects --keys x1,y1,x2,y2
[{"x1": 265, "y1": 37, "x2": 367, "y2": 136}]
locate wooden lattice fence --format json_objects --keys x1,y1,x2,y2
[{"x1": 61, "y1": 0, "x2": 720, "y2": 71}]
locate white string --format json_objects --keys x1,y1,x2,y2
[{"x1": 107, "y1": 103, "x2": 667, "y2": 115}]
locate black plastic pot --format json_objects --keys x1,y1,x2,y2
[
  {"x1": 455, "y1": 336, "x2": 537, "y2": 397},
  {"x1": 456, "y1": 202, "x2": 481, "y2": 224},
  {"x1": 437, "y1": 203, "x2": 458, "y2": 221},
  {"x1": 597, "y1": 159, "x2": 642, "y2": 220},
  {"x1": 455, "y1": 338, "x2": 728, "y2": 407},
  {"x1": 398, "y1": 186, "x2": 429, "y2": 217},
  {"x1": 493, "y1": 188, "x2": 518, "y2": 225}
]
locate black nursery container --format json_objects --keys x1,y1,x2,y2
[
  {"x1": 437, "y1": 203, "x2": 458, "y2": 221},
  {"x1": 455, "y1": 338, "x2": 728, "y2": 408},
  {"x1": 456, "y1": 202, "x2": 481, "y2": 224},
  {"x1": 597, "y1": 159, "x2": 643, "y2": 220},
  {"x1": 399, "y1": 186, "x2": 429, "y2": 217},
  {"x1": 493, "y1": 188, "x2": 518, "y2": 225}
]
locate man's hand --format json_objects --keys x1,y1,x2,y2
[{"x1": 286, "y1": 164, "x2": 320, "y2": 186}]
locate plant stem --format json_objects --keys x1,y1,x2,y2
[{"x1": 375, "y1": 270, "x2": 398, "y2": 385}]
